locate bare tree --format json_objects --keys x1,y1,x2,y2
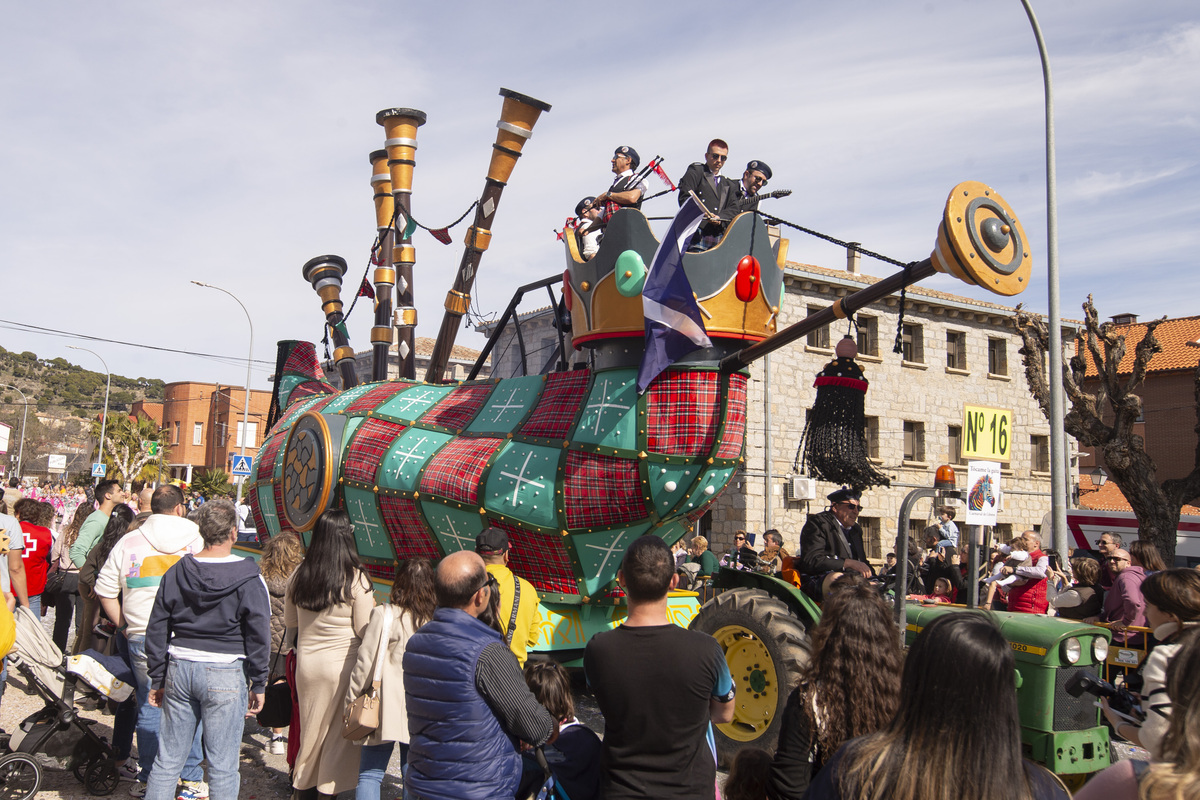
[{"x1": 1014, "y1": 296, "x2": 1200, "y2": 563}]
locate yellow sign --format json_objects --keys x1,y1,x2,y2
[
  {"x1": 1009, "y1": 641, "x2": 1048, "y2": 656},
  {"x1": 962, "y1": 405, "x2": 1012, "y2": 462}
]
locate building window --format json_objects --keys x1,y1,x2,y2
[
  {"x1": 1031, "y1": 434, "x2": 1050, "y2": 473},
  {"x1": 948, "y1": 425, "x2": 963, "y2": 464},
  {"x1": 699, "y1": 509, "x2": 713, "y2": 539},
  {"x1": 988, "y1": 337, "x2": 1008, "y2": 376},
  {"x1": 236, "y1": 421, "x2": 259, "y2": 448},
  {"x1": 173, "y1": 421, "x2": 180, "y2": 445},
  {"x1": 859, "y1": 516, "x2": 881, "y2": 560},
  {"x1": 864, "y1": 416, "x2": 880, "y2": 459},
  {"x1": 901, "y1": 323, "x2": 924, "y2": 364},
  {"x1": 903, "y1": 420, "x2": 925, "y2": 463},
  {"x1": 857, "y1": 315, "x2": 878, "y2": 356},
  {"x1": 994, "y1": 523, "x2": 1013, "y2": 542},
  {"x1": 806, "y1": 305, "x2": 830, "y2": 349},
  {"x1": 192, "y1": 422, "x2": 203, "y2": 446},
  {"x1": 946, "y1": 330, "x2": 967, "y2": 370}
]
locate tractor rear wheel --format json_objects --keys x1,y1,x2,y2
[{"x1": 690, "y1": 588, "x2": 811, "y2": 766}]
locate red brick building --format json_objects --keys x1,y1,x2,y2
[{"x1": 160, "y1": 382, "x2": 272, "y2": 484}]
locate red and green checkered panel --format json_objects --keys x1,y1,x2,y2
[
  {"x1": 272, "y1": 482, "x2": 295, "y2": 532},
  {"x1": 250, "y1": 501, "x2": 270, "y2": 547},
  {"x1": 346, "y1": 382, "x2": 414, "y2": 415},
  {"x1": 564, "y1": 451, "x2": 645, "y2": 529},
  {"x1": 344, "y1": 419, "x2": 407, "y2": 485},
  {"x1": 499, "y1": 521, "x2": 578, "y2": 595},
  {"x1": 520, "y1": 370, "x2": 590, "y2": 439},
  {"x1": 420, "y1": 384, "x2": 494, "y2": 431},
  {"x1": 363, "y1": 563, "x2": 395, "y2": 583},
  {"x1": 282, "y1": 341, "x2": 323, "y2": 378},
  {"x1": 379, "y1": 497, "x2": 442, "y2": 560},
  {"x1": 715, "y1": 373, "x2": 749, "y2": 459},
  {"x1": 645, "y1": 371, "x2": 720, "y2": 457},
  {"x1": 419, "y1": 437, "x2": 503, "y2": 505},
  {"x1": 274, "y1": 394, "x2": 335, "y2": 436},
  {"x1": 255, "y1": 433, "x2": 286, "y2": 484}
]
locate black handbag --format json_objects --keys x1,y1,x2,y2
[
  {"x1": 255, "y1": 648, "x2": 292, "y2": 728},
  {"x1": 41, "y1": 569, "x2": 69, "y2": 607}
]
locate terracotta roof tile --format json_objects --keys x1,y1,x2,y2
[
  {"x1": 1076, "y1": 315, "x2": 1200, "y2": 376},
  {"x1": 1078, "y1": 474, "x2": 1200, "y2": 515}
]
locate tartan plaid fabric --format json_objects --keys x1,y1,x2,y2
[
  {"x1": 344, "y1": 419, "x2": 407, "y2": 485},
  {"x1": 379, "y1": 497, "x2": 442, "y2": 559},
  {"x1": 421, "y1": 384, "x2": 494, "y2": 431},
  {"x1": 498, "y1": 521, "x2": 578, "y2": 595},
  {"x1": 363, "y1": 563, "x2": 395, "y2": 582},
  {"x1": 520, "y1": 370, "x2": 590, "y2": 439},
  {"x1": 646, "y1": 371, "x2": 720, "y2": 456},
  {"x1": 715, "y1": 373, "x2": 749, "y2": 459},
  {"x1": 272, "y1": 482, "x2": 295, "y2": 532},
  {"x1": 275, "y1": 394, "x2": 335, "y2": 434},
  {"x1": 419, "y1": 437, "x2": 503, "y2": 504},
  {"x1": 346, "y1": 382, "x2": 414, "y2": 414},
  {"x1": 282, "y1": 341, "x2": 323, "y2": 378},
  {"x1": 564, "y1": 451, "x2": 646, "y2": 529},
  {"x1": 250, "y1": 500, "x2": 270, "y2": 547},
  {"x1": 255, "y1": 434, "x2": 286, "y2": 484}
]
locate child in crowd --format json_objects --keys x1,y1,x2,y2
[
  {"x1": 908, "y1": 577, "x2": 955, "y2": 604},
  {"x1": 725, "y1": 748, "x2": 772, "y2": 800},
  {"x1": 519, "y1": 661, "x2": 601, "y2": 800}
]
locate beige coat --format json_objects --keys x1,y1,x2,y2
[{"x1": 345, "y1": 604, "x2": 420, "y2": 746}]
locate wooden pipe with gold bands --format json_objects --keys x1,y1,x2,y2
[
  {"x1": 377, "y1": 107, "x2": 427, "y2": 380},
  {"x1": 301, "y1": 254, "x2": 360, "y2": 389},
  {"x1": 368, "y1": 148, "x2": 396, "y2": 380},
  {"x1": 424, "y1": 88, "x2": 550, "y2": 383}
]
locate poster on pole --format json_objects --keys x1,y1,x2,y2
[
  {"x1": 965, "y1": 460, "x2": 1002, "y2": 526},
  {"x1": 0, "y1": 422, "x2": 10, "y2": 454},
  {"x1": 47, "y1": 455, "x2": 67, "y2": 473}
]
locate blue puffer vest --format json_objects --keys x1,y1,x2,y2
[{"x1": 403, "y1": 607, "x2": 521, "y2": 800}]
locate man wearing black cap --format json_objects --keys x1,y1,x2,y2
[
  {"x1": 594, "y1": 146, "x2": 647, "y2": 210},
  {"x1": 722, "y1": 160, "x2": 773, "y2": 219},
  {"x1": 476, "y1": 527, "x2": 542, "y2": 666},
  {"x1": 574, "y1": 196, "x2": 602, "y2": 261},
  {"x1": 798, "y1": 487, "x2": 873, "y2": 601}
]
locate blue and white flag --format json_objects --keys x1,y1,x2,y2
[{"x1": 636, "y1": 197, "x2": 712, "y2": 393}]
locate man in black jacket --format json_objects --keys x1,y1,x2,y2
[
  {"x1": 144, "y1": 499, "x2": 271, "y2": 800},
  {"x1": 798, "y1": 487, "x2": 873, "y2": 601}
]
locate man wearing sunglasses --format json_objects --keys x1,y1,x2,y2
[
  {"x1": 678, "y1": 139, "x2": 734, "y2": 251},
  {"x1": 405, "y1": 551, "x2": 557, "y2": 800},
  {"x1": 798, "y1": 487, "x2": 873, "y2": 602}
]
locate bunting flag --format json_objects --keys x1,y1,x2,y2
[
  {"x1": 555, "y1": 229, "x2": 564, "y2": 242},
  {"x1": 428, "y1": 227, "x2": 453, "y2": 245},
  {"x1": 636, "y1": 197, "x2": 711, "y2": 394},
  {"x1": 357, "y1": 276, "x2": 375, "y2": 300}
]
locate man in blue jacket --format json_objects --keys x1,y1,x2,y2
[
  {"x1": 404, "y1": 550, "x2": 557, "y2": 800},
  {"x1": 144, "y1": 499, "x2": 271, "y2": 800}
]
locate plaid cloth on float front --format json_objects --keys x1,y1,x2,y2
[
  {"x1": 645, "y1": 371, "x2": 720, "y2": 456},
  {"x1": 274, "y1": 394, "x2": 335, "y2": 434},
  {"x1": 343, "y1": 419, "x2": 407, "y2": 484},
  {"x1": 363, "y1": 563, "x2": 395, "y2": 582},
  {"x1": 255, "y1": 434, "x2": 286, "y2": 484},
  {"x1": 379, "y1": 497, "x2": 442, "y2": 559},
  {"x1": 250, "y1": 501, "x2": 270, "y2": 547},
  {"x1": 715, "y1": 373, "x2": 749, "y2": 459},
  {"x1": 282, "y1": 341, "x2": 323, "y2": 377},
  {"x1": 421, "y1": 384, "x2": 494, "y2": 430},
  {"x1": 272, "y1": 482, "x2": 295, "y2": 533},
  {"x1": 346, "y1": 382, "x2": 413, "y2": 414},
  {"x1": 563, "y1": 451, "x2": 645, "y2": 529},
  {"x1": 520, "y1": 370, "x2": 590, "y2": 439},
  {"x1": 497, "y1": 521, "x2": 578, "y2": 595},
  {"x1": 419, "y1": 437, "x2": 504, "y2": 504}
]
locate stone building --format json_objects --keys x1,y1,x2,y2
[
  {"x1": 484, "y1": 251, "x2": 1076, "y2": 563},
  {"x1": 324, "y1": 336, "x2": 489, "y2": 385}
]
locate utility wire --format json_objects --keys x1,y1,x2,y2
[{"x1": 0, "y1": 318, "x2": 275, "y2": 366}]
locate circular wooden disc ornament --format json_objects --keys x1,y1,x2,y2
[
  {"x1": 932, "y1": 181, "x2": 1031, "y2": 296},
  {"x1": 281, "y1": 411, "x2": 344, "y2": 532}
]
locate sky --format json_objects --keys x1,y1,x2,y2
[{"x1": 1, "y1": 0, "x2": 1196, "y2": 397}]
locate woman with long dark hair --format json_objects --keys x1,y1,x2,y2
[
  {"x1": 1100, "y1": 567, "x2": 1200, "y2": 760},
  {"x1": 347, "y1": 557, "x2": 436, "y2": 800},
  {"x1": 1130, "y1": 539, "x2": 1167, "y2": 573},
  {"x1": 769, "y1": 574, "x2": 903, "y2": 798},
  {"x1": 803, "y1": 613, "x2": 1068, "y2": 800},
  {"x1": 284, "y1": 509, "x2": 375, "y2": 800}
]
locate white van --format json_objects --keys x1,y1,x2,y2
[{"x1": 1065, "y1": 509, "x2": 1200, "y2": 567}]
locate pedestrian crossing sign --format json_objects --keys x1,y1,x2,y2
[{"x1": 230, "y1": 455, "x2": 254, "y2": 476}]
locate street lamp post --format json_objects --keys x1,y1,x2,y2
[
  {"x1": 1020, "y1": 0, "x2": 1069, "y2": 560},
  {"x1": 191, "y1": 281, "x2": 254, "y2": 505},
  {"x1": 1, "y1": 384, "x2": 28, "y2": 479},
  {"x1": 67, "y1": 346, "x2": 111, "y2": 485}
]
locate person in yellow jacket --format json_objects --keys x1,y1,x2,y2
[{"x1": 475, "y1": 527, "x2": 541, "y2": 666}]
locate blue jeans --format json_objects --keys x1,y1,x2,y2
[
  {"x1": 127, "y1": 636, "x2": 205, "y2": 783},
  {"x1": 146, "y1": 658, "x2": 248, "y2": 800},
  {"x1": 25, "y1": 596, "x2": 40, "y2": 618},
  {"x1": 356, "y1": 741, "x2": 409, "y2": 800}
]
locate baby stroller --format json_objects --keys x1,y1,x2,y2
[{"x1": 1, "y1": 607, "x2": 132, "y2": 798}]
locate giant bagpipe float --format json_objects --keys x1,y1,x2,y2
[{"x1": 243, "y1": 87, "x2": 1031, "y2": 656}]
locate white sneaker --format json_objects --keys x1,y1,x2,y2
[
  {"x1": 177, "y1": 780, "x2": 209, "y2": 800},
  {"x1": 129, "y1": 782, "x2": 147, "y2": 798},
  {"x1": 268, "y1": 735, "x2": 286, "y2": 755},
  {"x1": 116, "y1": 761, "x2": 139, "y2": 781}
]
